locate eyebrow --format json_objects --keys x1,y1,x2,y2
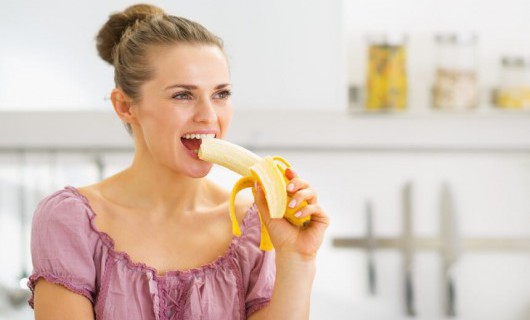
[{"x1": 164, "y1": 83, "x2": 231, "y2": 90}]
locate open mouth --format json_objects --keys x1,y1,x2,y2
[{"x1": 180, "y1": 133, "x2": 216, "y2": 154}]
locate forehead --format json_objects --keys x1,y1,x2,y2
[{"x1": 147, "y1": 44, "x2": 230, "y2": 87}]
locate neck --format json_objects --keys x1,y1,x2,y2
[{"x1": 107, "y1": 152, "x2": 207, "y2": 217}]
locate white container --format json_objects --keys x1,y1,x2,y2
[{"x1": 432, "y1": 33, "x2": 479, "y2": 110}]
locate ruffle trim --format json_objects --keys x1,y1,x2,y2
[
  {"x1": 64, "y1": 185, "x2": 260, "y2": 278},
  {"x1": 27, "y1": 272, "x2": 94, "y2": 308},
  {"x1": 247, "y1": 299, "x2": 271, "y2": 317}
]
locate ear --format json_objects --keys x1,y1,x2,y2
[{"x1": 110, "y1": 88, "x2": 138, "y2": 125}]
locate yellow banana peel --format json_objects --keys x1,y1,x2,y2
[{"x1": 198, "y1": 138, "x2": 311, "y2": 250}]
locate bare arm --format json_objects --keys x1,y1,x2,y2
[
  {"x1": 249, "y1": 254, "x2": 316, "y2": 320},
  {"x1": 250, "y1": 168, "x2": 329, "y2": 320},
  {"x1": 33, "y1": 279, "x2": 95, "y2": 320}
]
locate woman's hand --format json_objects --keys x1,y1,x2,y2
[{"x1": 253, "y1": 168, "x2": 329, "y2": 261}]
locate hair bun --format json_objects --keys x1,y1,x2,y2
[{"x1": 96, "y1": 4, "x2": 165, "y2": 65}]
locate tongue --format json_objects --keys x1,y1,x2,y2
[{"x1": 181, "y1": 138, "x2": 202, "y2": 151}]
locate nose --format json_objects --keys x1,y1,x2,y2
[{"x1": 194, "y1": 96, "x2": 217, "y2": 124}]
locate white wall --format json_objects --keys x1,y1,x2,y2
[{"x1": 0, "y1": 0, "x2": 343, "y2": 111}]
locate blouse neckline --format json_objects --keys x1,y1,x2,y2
[{"x1": 64, "y1": 185, "x2": 256, "y2": 279}]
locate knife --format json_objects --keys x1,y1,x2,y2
[
  {"x1": 365, "y1": 200, "x2": 377, "y2": 295},
  {"x1": 440, "y1": 182, "x2": 460, "y2": 317},
  {"x1": 402, "y1": 182, "x2": 416, "y2": 317}
]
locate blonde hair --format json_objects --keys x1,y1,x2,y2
[{"x1": 96, "y1": 4, "x2": 224, "y2": 135}]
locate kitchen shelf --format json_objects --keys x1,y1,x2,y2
[
  {"x1": 230, "y1": 109, "x2": 530, "y2": 153},
  {"x1": 1, "y1": 109, "x2": 530, "y2": 153}
]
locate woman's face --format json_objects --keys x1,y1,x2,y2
[{"x1": 131, "y1": 44, "x2": 233, "y2": 178}]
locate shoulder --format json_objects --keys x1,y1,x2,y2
[
  {"x1": 205, "y1": 179, "x2": 256, "y2": 228},
  {"x1": 32, "y1": 186, "x2": 94, "y2": 238},
  {"x1": 29, "y1": 187, "x2": 99, "y2": 308}
]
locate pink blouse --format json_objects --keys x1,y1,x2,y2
[{"x1": 28, "y1": 186, "x2": 275, "y2": 320}]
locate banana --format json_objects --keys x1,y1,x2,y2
[{"x1": 198, "y1": 138, "x2": 311, "y2": 251}]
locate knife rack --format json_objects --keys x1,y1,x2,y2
[
  {"x1": 332, "y1": 237, "x2": 530, "y2": 251},
  {"x1": 331, "y1": 182, "x2": 530, "y2": 318}
]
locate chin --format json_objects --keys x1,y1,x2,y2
[{"x1": 187, "y1": 163, "x2": 213, "y2": 178}]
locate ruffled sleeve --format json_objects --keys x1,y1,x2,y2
[
  {"x1": 235, "y1": 204, "x2": 276, "y2": 317},
  {"x1": 27, "y1": 188, "x2": 98, "y2": 307}
]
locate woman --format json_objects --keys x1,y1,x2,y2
[{"x1": 28, "y1": 4, "x2": 329, "y2": 319}]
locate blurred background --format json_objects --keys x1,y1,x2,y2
[{"x1": 1, "y1": 0, "x2": 530, "y2": 319}]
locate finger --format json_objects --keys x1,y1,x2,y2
[
  {"x1": 285, "y1": 167, "x2": 298, "y2": 180},
  {"x1": 286, "y1": 177, "x2": 310, "y2": 194},
  {"x1": 287, "y1": 188, "x2": 318, "y2": 209},
  {"x1": 293, "y1": 203, "x2": 322, "y2": 219},
  {"x1": 305, "y1": 205, "x2": 330, "y2": 229}
]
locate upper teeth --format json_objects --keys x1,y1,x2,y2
[{"x1": 182, "y1": 133, "x2": 215, "y2": 139}]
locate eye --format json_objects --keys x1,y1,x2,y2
[
  {"x1": 213, "y1": 90, "x2": 232, "y2": 100},
  {"x1": 172, "y1": 91, "x2": 193, "y2": 100}
]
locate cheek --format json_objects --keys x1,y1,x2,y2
[
  {"x1": 139, "y1": 107, "x2": 190, "y2": 142},
  {"x1": 155, "y1": 107, "x2": 191, "y2": 129},
  {"x1": 218, "y1": 106, "x2": 233, "y2": 128}
]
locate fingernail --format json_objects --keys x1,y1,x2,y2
[
  {"x1": 295, "y1": 210, "x2": 303, "y2": 218},
  {"x1": 288, "y1": 199, "x2": 297, "y2": 209},
  {"x1": 287, "y1": 183, "x2": 294, "y2": 192}
]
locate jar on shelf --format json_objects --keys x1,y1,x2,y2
[
  {"x1": 432, "y1": 33, "x2": 479, "y2": 110},
  {"x1": 365, "y1": 33, "x2": 408, "y2": 111},
  {"x1": 495, "y1": 56, "x2": 530, "y2": 109}
]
